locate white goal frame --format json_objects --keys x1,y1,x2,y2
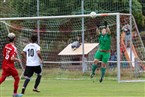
[{"x1": 1, "y1": 13, "x2": 145, "y2": 82}]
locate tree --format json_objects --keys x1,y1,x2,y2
[{"x1": 3, "y1": 0, "x2": 145, "y2": 31}]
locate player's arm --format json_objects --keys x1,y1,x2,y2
[
  {"x1": 11, "y1": 54, "x2": 21, "y2": 63},
  {"x1": 21, "y1": 51, "x2": 26, "y2": 63},
  {"x1": 96, "y1": 27, "x2": 100, "y2": 35},
  {"x1": 106, "y1": 27, "x2": 111, "y2": 35},
  {"x1": 104, "y1": 21, "x2": 111, "y2": 35},
  {"x1": 37, "y1": 50, "x2": 43, "y2": 63}
]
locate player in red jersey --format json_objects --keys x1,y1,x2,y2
[{"x1": 0, "y1": 33, "x2": 23, "y2": 97}]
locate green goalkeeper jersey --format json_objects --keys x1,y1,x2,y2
[{"x1": 98, "y1": 33, "x2": 111, "y2": 50}]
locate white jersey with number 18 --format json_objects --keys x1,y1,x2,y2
[{"x1": 23, "y1": 43, "x2": 41, "y2": 66}]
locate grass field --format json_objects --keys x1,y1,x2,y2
[{"x1": 0, "y1": 76, "x2": 144, "y2": 97}]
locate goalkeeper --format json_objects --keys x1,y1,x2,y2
[{"x1": 90, "y1": 21, "x2": 111, "y2": 83}]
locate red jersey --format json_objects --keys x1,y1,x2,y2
[{"x1": 2, "y1": 43, "x2": 17, "y2": 69}]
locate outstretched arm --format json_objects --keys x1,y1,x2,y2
[
  {"x1": 104, "y1": 21, "x2": 111, "y2": 35},
  {"x1": 106, "y1": 26, "x2": 111, "y2": 35},
  {"x1": 96, "y1": 27, "x2": 100, "y2": 35}
]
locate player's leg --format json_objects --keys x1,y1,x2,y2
[
  {"x1": 21, "y1": 66, "x2": 33, "y2": 94},
  {"x1": 11, "y1": 68, "x2": 23, "y2": 97},
  {"x1": 0, "y1": 75, "x2": 6, "y2": 84},
  {"x1": 11, "y1": 68, "x2": 20, "y2": 94},
  {"x1": 99, "y1": 63, "x2": 106, "y2": 83},
  {"x1": 90, "y1": 51, "x2": 101, "y2": 78},
  {"x1": 33, "y1": 74, "x2": 41, "y2": 92},
  {"x1": 90, "y1": 59, "x2": 99, "y2": 78},
  {"x1": 100, "y1": 52, "x2": 110, "y2": 83},
  {"x1": 0, "y1": 71, "x2": 7, "y2": 84},
  {"x1": 33, "y1": 66, "x2": 42, "y2": 92},
  {"x1": 13, "y1": 76, "x2": 20, "y2": 93},
  {"x1": 21, "y1": 77, "x2": 31, "y2": 94},
  {"x1": 0, "y1": 69, "x2": 11, "y2": 84}
]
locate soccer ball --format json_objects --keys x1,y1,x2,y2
[{"x1": 90, "y1": 11, "x2": 97, "y2": 18}]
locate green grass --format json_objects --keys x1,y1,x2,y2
[{"x1": 0, "y1": 77, "x2": 144, "y2": 97}]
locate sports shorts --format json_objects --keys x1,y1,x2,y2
[
  {"x1": 24, "y1": 65, "x2": 42, "y2": 78},
  {"x1": 2, "y1": 67, "x2": 19, "y2": 77},
  {"x1": 94, "y1": 50, "x2": 110, "y2": 64}
]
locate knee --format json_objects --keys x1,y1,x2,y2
[
  {"x1": 94, "y1": 59, "x2": 99, "y2": 65},
  {"x1": 37, "y1": 75, "x2": 42, "y2": 78},
  {"x1": 14, "y1": 76, "x2": 20, "y2": 81},
  {"x1": 101, "y1": 63, "x2": 106, "y2": 68},
  {"x1": 24, "y1": 76, "x2": 31, "y2": 80}
]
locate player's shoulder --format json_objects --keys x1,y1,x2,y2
[
  {"x1": 5, "y1": 43, "x2": 15, "y2": 49},
  {"x1": 24, "y1": 43, "x2": 32, "y2": 49},
  {"x1": 26, "y1": 43, "x2": 36, "y2": 46},
  {"x1": 25, "y1": 43, "x2": 31, "y2": 47},
  {"x1": 5, "y1": 43, "x2": 11, "y2": 47},
  {"x1": 32, "y1": 43, "x2": 40, "y2": 48},
  {"x1": 28, "y1": 43, "x2": 40, "y2": 48}
]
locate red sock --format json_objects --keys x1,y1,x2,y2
[{"x1": 14, "y1": 76, "x2": 20, "y2": 93}]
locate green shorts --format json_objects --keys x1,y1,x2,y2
[{"x1": 94, "y1": 50, "x2": 110, "y2": 64}]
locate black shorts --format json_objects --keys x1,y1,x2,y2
[{"x1": 24, "y1": 65, "x2": 42, "y2": 78}]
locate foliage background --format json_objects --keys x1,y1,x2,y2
[{"x1": 0, "y1": 0, "x2": 145, "y2": 31}]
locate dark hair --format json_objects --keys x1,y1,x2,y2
[
  {"x1": 31, "y1": 35, "x2": 38, "y2": 43},
  {"x1": 8, "y1": 37, "x2": 15, "y2": 42}
]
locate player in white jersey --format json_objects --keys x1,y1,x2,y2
[{"x1": 21, "y1": 35, "x2": 43, "y2": 94}]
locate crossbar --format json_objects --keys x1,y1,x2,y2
[{"x1": 0, "y1": 13, "x2": 129, "y2": 21}]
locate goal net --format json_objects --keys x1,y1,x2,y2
[
  {"x1": 0, "y1": 13, "x2": 145, "y2": 82},
  {"x1": 119, "y1": 15, "x2": 145, "y2": 82}
]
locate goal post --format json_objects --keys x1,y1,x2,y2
[
  {"x1": 116, "y1": 14, "x2": 121, "y2": 82},
  {"x1": 0, "y1": 13, "x2": 145, "y2": 82}
]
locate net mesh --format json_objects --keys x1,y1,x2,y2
[
  {"x1": 0, "y1": 16, "x2": 116, "y2": 62},
  {"x1": 119, "y1": 15, "x2": 145, "y2": 81},
  {"x1": 0, "y1": 14, "x2": 145, "y2": 80}
]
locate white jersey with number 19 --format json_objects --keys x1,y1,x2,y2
[{"x1": 23, "y1": 43, "x2": 41, "y2": 66}]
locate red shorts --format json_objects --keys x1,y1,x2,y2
[{"x1": 2, "y1": 67, "x2": 19, "y2": 77}]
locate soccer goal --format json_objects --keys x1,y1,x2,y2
[{"x1": 0, "y1": 13, "x2": 145, "y2": 82}]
